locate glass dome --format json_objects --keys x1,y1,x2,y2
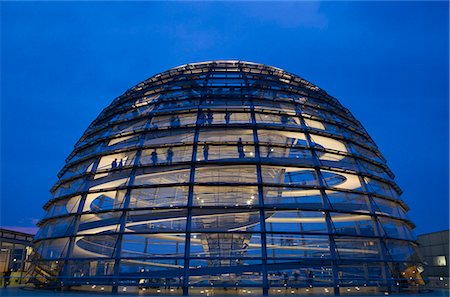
[{"x1": 32, "y1": 61, "x2": 422, "y2": 295}]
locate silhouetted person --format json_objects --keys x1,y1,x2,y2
[
  {"x1": 283, "y1": 272, "x2": 289, "y2": 287},
  {"x1": 293, "y1": 270, "x2": 300, "y2": 285},
  {"x1": 207, "y1": 110, "x2": 214, "y2": 125},
  {"x1": 203, "y1": 144, "x2": 209, "y2": 161},
  {"x1": 266, "y1": 142, "x2": 273, "y2": 158},
  {"x1": 111, "y1": 159, "x2": 118, "y2": 169},
  {"x1": 170, "y1": 115, "x2": 180, "y2": 128},
  {"x1": 118, "y1": 159, "x2": 123, "y2": 167},
  {"x1": 165, "y1": 277, "x2": 171, "y2": 289},
  {"x1": 290, "y1": 238, "x2": 296, "y2": 247},
  {"x1": 170, "y1": 115, "x2": 177, "y2": 127},
  {"x1": 281, "y1": 114, "x2": 289, "y2": 125},
  {"x1": 224, "y1": 111, "x2": 231, "y2": 124},
  {"x1": 151, "y1": 149, "x2": 158, "y2": 165},
  {"x1": 241, "y1": 242, "x2": 249, "y2": 255},
  {"x1": 307, "y1": 270, "x2": 314, "y2": 287},
  {"x1": 237, "y1": 138, "x2": 245, "y2": 158},
  {"x1": 3, "y1": 269, "x2": 11, "y2": 288},
  {"x1": 167, "y1": 147, "x2": 174, "y2": 164},
  {"x1": 198, "y1": 112, "x2": 206, "y2": 125}
]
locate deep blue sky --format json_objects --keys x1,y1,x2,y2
[{"x1": 1, "y1": 1, "x2": 448, "y2": 235}]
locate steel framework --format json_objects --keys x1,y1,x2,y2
[{"x1": 31, "y1": 61, "x2": 422, "y2": 295}]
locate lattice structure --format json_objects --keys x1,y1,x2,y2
[{"x1": 32, "y1": 61, "x2": 422, "y2": 295}]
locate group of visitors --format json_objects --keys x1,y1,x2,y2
[
  {"x1": 198, "y1": 110, "x2": 233, "y2": 125},
  {"x1": 153, "y1": 111, "x2": 236, "y2": 129},
  {"x1": 198, "y1": 110, "x2": 214, "y2": 125},
  {"x1": 108, "y1": 138, "x2": 307, "y2": 169},
  {"x1": 203, "y1": 137, "x2": 246, "y2": 160},
  {"x1": 148, "y1": 147, "x2": 174, "y2": 165},
  {"x1": 126, "y1": 137, "x2": 248, "y2": 166},
  {"x1": 155, "y1": 110, "x2": 300, "y2": 132},
  {"x1": 111, "y1": 158, "x2": 125, "y2": 169},
  {"x1": 279, "y1": 269, "x2": 314, "y2": 287},
  {"x1": 169, "y1": 115, "x2": 181, "y2": 128}
]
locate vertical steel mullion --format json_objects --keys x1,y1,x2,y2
[
  {"x1": 243, "y1": 67, "x2": 269, "y2": 296},
  {"x1": 111, "y1": 112, "x2": 155, "y2": 293},
  {"x1": 250, "y1": 97, "x2": 269, "y2": 296},
  {"x1": 182, "y1": 110, "x2": 201, "y2": 296},
  {"x1": 296, "y1": 104, "x2": 341, "y2": 295},
  {"x1": 182, "y1": 70, "x2": 210, "y2": 296}
]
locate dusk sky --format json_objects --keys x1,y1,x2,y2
[{"x1": 1, "y1": 1, "x2": 448, "y2": 235}]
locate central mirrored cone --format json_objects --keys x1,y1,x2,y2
[{"x1": 32, "y1": 60, "x2": 422, "y2": 295}]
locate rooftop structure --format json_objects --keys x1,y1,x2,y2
[
  {"x1": 417, "y1": 229, "x2": 449, "y2": 288},
  {"x1": 0, "y1": 228, "x2": 34, "y2": 287}
]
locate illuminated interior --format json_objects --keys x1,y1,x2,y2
[{"x1": 32, "y1": 61, "x2": 421, "y2": 295}]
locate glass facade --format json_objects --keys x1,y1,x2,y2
[{"x1": 32, "y1": 61, "x2": 422, "y2": 295}]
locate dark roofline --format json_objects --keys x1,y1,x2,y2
[
  {"x1": 417, "y1": 229, "x2": 449, "y2": 237},
  {"x1": 0, "y1": 227, "x2": 35, "y2": 237}
]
